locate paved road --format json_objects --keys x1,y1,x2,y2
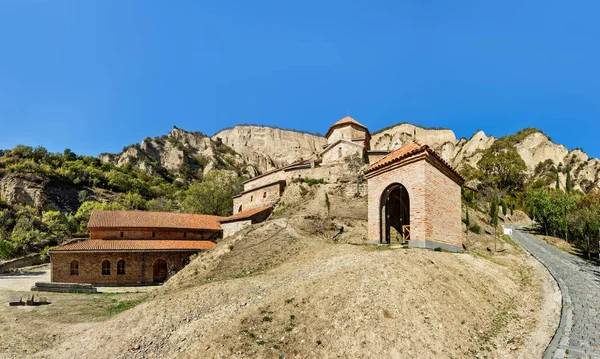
[{"x1": 510, "y1": 226, "x2": 600, "y2": 359}]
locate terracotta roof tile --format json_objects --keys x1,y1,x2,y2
[
  {"x1": 325, "y1": 116, "x2": 369, "y2": 138},
  {"x1": 219, "y1": 206, "x2": 273, "y2": 223},
  {"x1": 365, "y1": 140, "x2": 464, "y2": 182},
  {"x1": 49, "y1": 239, "x2": 216, "y2": 252},
  {"x1": 88, "y1": 211, "x2": 223, "y2": 231}
]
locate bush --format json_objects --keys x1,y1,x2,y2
[{"x1": 469, "y1": 223, "x2": 482, "y2": 234}]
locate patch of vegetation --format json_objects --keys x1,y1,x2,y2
[{"x1": 106, "y1": 297, "x2": 145, "y2": 315}]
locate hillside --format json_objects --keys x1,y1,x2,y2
[{"x1": 37, "y1": 184, "x2": 560, "y2": 359}]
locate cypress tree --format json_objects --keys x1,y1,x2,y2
[
  {"x1": 490, "y1": 195, "x2": 499, "y2": 252},
  {"x1": 566, "y1": 164, "x2": 572, "y2": 193},
  {"x1": 556, "y1": 171, "x2": 560, "y2": 191}
]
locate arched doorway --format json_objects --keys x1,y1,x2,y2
[
  {"x1": 380, "y1": 183, "x2": 410, "y2": 244},
  {"x1": 153, "y1": 259, "x2": 168, "y2": 283}
]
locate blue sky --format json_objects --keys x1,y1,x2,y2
[{"x1": 0, "y1": 1, "x2": 598, "y2": 157}]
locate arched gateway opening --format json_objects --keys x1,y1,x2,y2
[
  {"x1": 153, "y1": 259, "x2": 168, "y2": 283},
  {"x1": 380, "y1": 183, "x2": 410, "y2": 244}
]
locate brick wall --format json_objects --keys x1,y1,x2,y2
[
  {"x1": 50, "y1": 250, "x2": 200, "y2": 285},
  {"x1": 366, "y1": 155, "x2": 462, "y2": 250},
  {"x1": 89, "y1": 228, "x2": 217, "y2": 240}
]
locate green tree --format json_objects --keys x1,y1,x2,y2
[
  {"x1": 568, "y1": 193, "x2": 600, "y2": 260},
  {"x1": 566, "y1": 164, "x2": 573, "y2": 193},
  {"x1": 464, "y1": 206, "x2": 471, "y2": 250},
  {"x1": 555, "y1": 170, "x2": 560, "y2": 191},
  {"x1": 124, "y1": 192, "x2": 147, "y2": 210},
  {"x1": 181, "y1": 170, "x2": 242, "y2": 216},
  {"x1": 0, "y1": 240, "x2": 15, "y2": 259},
  {"x1": 477, "y1": 140, "x2": 527, "y2": 194},
  {"x1": 489, "y1": 194, "x2": 499, "y2": 252},
  {"x1": 41, "y1": 211, "x2": 70, "y2": 242}
]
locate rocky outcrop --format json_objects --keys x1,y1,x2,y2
[
  {"x1": 212, "y1": 126, "x2": 327, "y2": 172},
  {"x1": 515, "y1": 132, "x2": 569, "y2": 172},
  {"x1": 371, "y1": 123, "x2": 456, "y2": 152},
  {"x1": 452, "y1": 131, "x2": 496, "y2": 169},
  {"x1": 0, "y1": 173, "x2": 80, "y2": 212}
]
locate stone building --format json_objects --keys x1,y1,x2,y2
[
  {"x1": 49, "y1": 211, "x2": 222, "y2": 285},
  {"x1": 319, "y1": 116, "x2": 371, "y2": 164},
  {"x1": 365, "y1": 140, "x2": 465, "y2": 252}
]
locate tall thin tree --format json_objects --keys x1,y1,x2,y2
[{"x1": 490, "y1": 194, "x2": 499, "y2": 252}]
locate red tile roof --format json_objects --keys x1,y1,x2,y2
[
  {"x1": 219, "y1": 206, "x2": 273, "y2": 223},
  {"x1": 365, "y1": 140, "x2": 464, "y2": 182},
  {"x1": 88, "y1": 211, "x2": 223, "y2": 231},
  {"x1": 49, "y1": 239, "x2": 216, "y2": 252},
  {"x1": 325, "y1": 116, "x2": 369, "y2": 138}
]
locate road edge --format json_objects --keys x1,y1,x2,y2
[{"x1": 506, "y1": 225, "x2": 571, "y2": 359}]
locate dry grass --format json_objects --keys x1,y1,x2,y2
[{"x1": 0, "y1": 183, "x2": 559, "y2": 359}]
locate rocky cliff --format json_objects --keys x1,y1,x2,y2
[
  {"x1": 97, "y1": 122, "x2": 600, "y2": 192},
  {"x1": 212, "y1": 126, "x2": 327, "y2": 172}
]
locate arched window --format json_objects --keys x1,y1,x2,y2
[
  {"x1": 251, "y1": 195, "x2": 253, "y2": 201},
  {"x1": 263, "y1": 192, "x2": 267, "y2": 198},
  {"x1": 338, "y1": 147, "x2": 343, "y2": 158},
  {"x1": 102, "y1": 260, "x2": 111, "y2": 275},
  {"x1": 238, "y1": 205, "x2": 242, "y2": 213},
  {"x1": 117, "y1": 260, "x2": 126, "y2": 275},
  {"x1": 70, "y1": 260, "x2": 79, "y2": 276}
]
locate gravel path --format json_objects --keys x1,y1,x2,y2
[{"x1": 510, "y1": 226, "x2": 600, "y2": 359}]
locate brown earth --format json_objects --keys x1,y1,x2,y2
[{"x1": 0, "y1": 183, "x2": 559, "y2": 359}]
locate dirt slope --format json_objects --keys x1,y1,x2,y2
[{"x1": 38, "y1": 184, "x2": 559, "y2": 359}]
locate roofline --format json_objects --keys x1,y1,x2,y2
[
  {"x1": 88, "y1": 226, "x2": 222, "y2": 231},
  {"x1": 242, "y1": 160, "x2": 309, "y2": 184},
  {"x1": 234, "y1": 180, "x2": 286, "y2": 197},
  {"x1": 365, "y1": 150, "x2": 464, "y2": 186},
  {"x1": 49, "y1": 248, "x2": 210, "y2": 254},
  {"x1": 218, "y1": 206, "x2": 273, "y2": 223},
  {"x1": 318, "y1": 139, "x2": 365, "y2": 157},
  {"x1": 325, "y1": 122, "x2": 371, "y2": 139}
]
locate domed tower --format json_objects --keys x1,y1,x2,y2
[{"x1": 319, "y1": 116, "x2": 371, "y2": 164}]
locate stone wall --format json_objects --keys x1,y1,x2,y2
[
  {"x1": 243, "y1": 170, "x2": 286, "y2": 191},
  {"x1": 234, "y1": 181, "x2": 284, "y2": 214},
  {"x1": 50, "y1": 250, "x2": 200, "y2": 285},
  {"x1": 321, "y1": 142, "x2": 364, "y2": 165},
  {"x1": 221, "y1": 220, "x2": 252, "y2": 238},
  {"x1": 328, "y1": 125, "x2": 369, "y2": 145},
  {"x1": 366, "y1": 155, "x2": 462, "y2": 251}
]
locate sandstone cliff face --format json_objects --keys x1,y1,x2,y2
[
  {"x1": 99, "y1": 127, "x2": 259, "y2": 179},
  {"x1": 212, "y1": 126, "x2": 327, "y2": 172},
  {"x1": 96, "y1": 122, "x2": 600, "y2": 193},
  {"x1": 0, "y1": 173, "x2": 81, "y2": 212},
  {"x1": 370, "y1": 123, "x2": 456, "y2": 152}
]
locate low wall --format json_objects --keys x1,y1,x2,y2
[{"x1": 0, "y1": 253, "x2": 48, "y2": 273}]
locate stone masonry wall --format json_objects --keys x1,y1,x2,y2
[
  {"x1": 50, "y1": 250, "x2": 199, "y2": 285},
  {"x1": 321, "y1": 142, "x2": 364, "y2": 165},
  {"x1": 221, "y1": 220, "x2": 252, "y2": 238},
  {"x1": 244, "y1": 170, "x2": 286, "y2": 191},
  {"x1": 234, "y1": 181, "x2": 282, "y2": 214},
  {"x1": 328, "y1": 126, "x2": 368, "y2": 144}
]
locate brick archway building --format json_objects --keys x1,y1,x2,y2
[{"x1": 365, "y1": 140, "x2": 465, "y2": 252}]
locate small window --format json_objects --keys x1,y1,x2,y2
[
  {"x1": 152, "y1": 231, "x2": 155, "y2": 238},
  {"x1": 117, "y1": 260, "x2": 126, "y2": 275},
  {"x1": 102, "y1": 260, "x2": 111, "y2": 276},
  {"x1": 120, "y1": 231, "x2": 124, "y2": 238},
  {"x1": 251, "y1": 195, "x2": 253, "y2": 201},
  {"x1": 238, "y1": 205, "x2": 242, "y2": 213},
  {"x1": 263, "y1": 192, "x2": 267, "y2": 199},
  {"x1": 70, "y1": 260, "x2": 79, "y2": 276},
  {"x1": 339, "y1": 147, "x2": 343, "y2": 158},
  {"x1": 184, "y1": 232, "x2": 187, "y2": 238}
]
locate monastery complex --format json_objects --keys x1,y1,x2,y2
[{"x1": 49, "y1": 116, "x2": 465, "y2": 285}]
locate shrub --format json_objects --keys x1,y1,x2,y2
[{"x1": 469, "y1": 223, "x2": 482, "y2": 234}]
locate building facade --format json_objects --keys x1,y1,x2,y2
[
  {"x1": 49, "y1": 211, "x2": 222, "y2": 285},
  {"x1": 365, "y1": 140, "x2": 465, "y2": 252}
]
